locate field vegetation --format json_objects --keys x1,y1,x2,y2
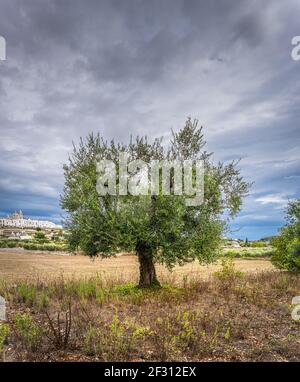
[
  {"x1": 0, "y1": 259, "x2": 299, "y2": 362},
  {"x1": 222, "y1": 247, "x2": 274, "y2": 258},
  {"x1": 0, "y1": 239, "x2": 67, "y2": 252}
]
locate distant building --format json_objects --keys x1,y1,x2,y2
[
  {"x1": 231, "y1": 241, "x2": 241, "y2": 248},
  {"x1": 9, "y1": 210, "x2": 24, "y2": 220},
  {"x1": 0, "y1": 210, "x2": 62, "y2": 230},
  {"x1": 225, "y1": 238, "x2": 241, "y2": 248}
]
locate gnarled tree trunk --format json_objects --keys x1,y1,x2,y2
[{"x1": 136, "y1": 241, "x2": 160, "y2": 287}]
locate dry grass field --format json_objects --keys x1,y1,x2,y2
[
  {"x1": 0, "y1": 249, "x2": 275, "y2": 283},
  {"x1": 1, "y1": 249, "x2": 300, "y2": 362}
]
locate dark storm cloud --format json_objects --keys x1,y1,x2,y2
[{"x1": 0, "y1": 0, "x2": 299, "y2": 238}]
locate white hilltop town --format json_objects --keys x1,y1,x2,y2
[{"x1": 0, "y1": 210, "x2": 62, "y2": 230}]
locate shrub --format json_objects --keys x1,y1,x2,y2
[
  {"x1": 214, "y1": 258, "x2": 244, "y2": 283},
  {"x1": 22, "y1": 242, "x2": 67, "y2": 251},
  {"x1": 83, "y1": 325, "x2": 101, "y2": 356},
  {"x1": 223, "y1": 249, "x2": 239, "y2": 258},
  {"x1": 7, "y1": 241, "x2": 18, "y2": 248},
  {"x1": 0, "y1": 323, "x2": 10, "y2": 353},
  {"x1": 132, "y1": 325, "x2": 152, "y2": 340},
  {"x1": 172, "y1": 310, "x2": 197, "y2": 350},
  {"x1": 250, "y1": 241, "x2": 267, "y2": 248},
  {"x1": 82, "y1": 314, "x2": 136, "y2": 360},
  {"x1": 13, "y1": 313, "x2": 42, "y2": 350},
  {"x1": 0, "y1": 240, "x2": 8, "y2": 248},
  {"x1": 34, "y1": 231, "x2": 46, "y2": 241},
  {"x1": 272, "y1": 233, "x2": 300, "y2": 273},
  {"x1": 271, "y1": 199, "x2": 300, "y2": 273},
  {"x1": 43, "y1": 244, "x2": 56, "y2": 251},
  {"x1": 223, "y1": 247, "x2": 273, "y2": 258}
]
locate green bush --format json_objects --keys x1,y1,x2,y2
[
  {"x1": 0, "y1": 240, "x2": 8, "y2": 248},
  {"x1": 223, "y1": 247, "x2": 273, "y2": 258},
  {"x1": 272, "y1": 233, "x2": 300, "y2": 272},
  {"x1": 0, "y1": 323, "x2": 10, "y2": 353},
  {"x1": 271, "y1": 199, "x2": 300, "y2": 273},
  {"x1": 22, "y1": 242, "x2": 67, "y2": 251},
  {"x1": 223, "y1": 249, "x2": 241, "y2": 258},
  {"x1": 214, "y1": 258, "x2": 244, "y2": 282},
  {"x1": 7, "y1": 241, "x2": 18, "y2": 248},
  {"x1": 13, "y1": 313, "x2": 42, "y2": 350},
  {"x1": 43, "y1": 244, "x2": 57, "y2": 251},
  {"x1": 250, "y1": 241, "x2": 267, "y2": 248},
  {"x1": 0, "y1": 238, "x2": 67, "y2": 251},
  {"x1": 34, "y1": 231, "x2": 46, "y2": 241}
]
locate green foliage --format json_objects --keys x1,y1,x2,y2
[
  {"x1": 132, "y1": 325, "x2": 152, "y2": 339},
  {"x1": 214, "y1": 258, "x2": 244, "y2": 282},
  {"x1": 13, "y1": 313, "x2": 42, "y2": 350},
  {"x1": 271, "y1": 199, "x2": 300, "y2": 273},
  {"x1": 0, "y1": 239, "x2": 67, "y2": 252},
  {"x1": 223, "y1": 247, "x2": 274, "y2": 258},
  {"x1": 7, "y1": 240, "x2": 19, "y2": 248},
  {"x1": 110, "y1": 313, "x2": 124, "y2": 338},
  {"x1": 61, "y1": 118, "x2": 250, "y2": 285},
  {"x1": 23, "y1": 242, "x2": 67, "y2": 251},
  {"x1": 37, "y1": 291, "x2": 51, "y2": 310},
  {"x1": 83, "y1": 325, "x2": 100, "y2": 355},
  {"x1": 0, "y1": 240, "x2": 8, "y2": 248},
  {"x1": 224, "y1": 321, "x2": 231, "y2": 341},
  {"x1": 0, "y1": 323, "x2": 10, "y2": 353},
  {"x1": 110, "y1": 283, "x2": 144, "y2": 302},
  {"x1": 172, "y1": 310, "x2": 197, "y2": 349},
  {"x1": 16, "y1": 283, "x2": 37, "y2": 306},
  {"x1": 34, "y1": 231, "x2": 46, "y2": 241},
  {"x1": 63, "y1": 278, "x2": 102, "y2": 301},
  {"x1": 111, "y1": 283, "x2": 137, "y2": 295},
  {"x1": 250, "y1": 241, "x2": 267, "y2": 248},
  {"x1": 76, "y1": 279, "x2": 98, "y2": 300},
  {"x1": 84, "y1": 314, "x2": 136, "y2": 360}
]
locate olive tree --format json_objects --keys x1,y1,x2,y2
[{"x1": 61, "y1": 118, "x2": 250, "y2": 287}]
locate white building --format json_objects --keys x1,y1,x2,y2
[{"x1": 0, "y1": 211, "x2": 62, "y2": 230}]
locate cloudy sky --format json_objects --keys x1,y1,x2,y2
[{"x1": 0, "y1": 0, "x2": 299, "y2": 239}]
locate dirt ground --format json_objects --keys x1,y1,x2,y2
[{"x1": 0, "y1": 249, "x2": 275, "y2": 282}]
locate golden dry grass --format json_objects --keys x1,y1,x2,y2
[{"x1": 0, "y1": 249, "x2": 275, "y2": 283}]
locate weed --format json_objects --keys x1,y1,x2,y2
[
  {"x1": 16, "y1": 283, "x2": 37, "y2": 307},
  {"x1": 83, "y1": 325, "x2": 101, "y2": 356},
  {"x1": 214, "y1": 258, "x2": 244, "y2": 285},
  {"x1": 13, "y1": 313, "x2": 42, "y2": 351},
  {"x1": 37, "y1": 291, "x2": 50, "y2": 310},
  {"x1": 173, "y1": 311, "x2": 197, "y2": 350},
  {"x1": 224, "y1": 321, "x2": 231, "y2": 341},
  {"x1": 44, "y1": 302, "x2": 72, "y2": 349},
  {"x1": 2, "y1": 269, "x2": 300, "y2": 362},
  {"x1": 132, "y1": 325, "x2": 152, "y2": 339},
  {"x1": 0, "y1": 323, "x2": 10, "y2": 353}
]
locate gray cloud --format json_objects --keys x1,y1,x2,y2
[{"x1": 0, "y1": 0, "x2": 299, "y2": 238}]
